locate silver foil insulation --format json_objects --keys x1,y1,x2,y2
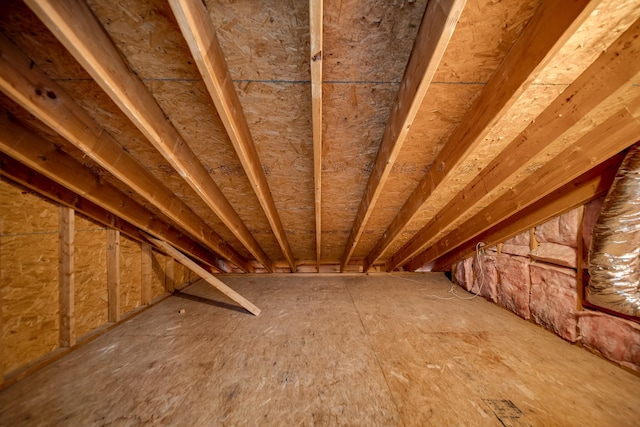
[{"x1": 588, "y1": 143, "x2": 640, "y2": 317}]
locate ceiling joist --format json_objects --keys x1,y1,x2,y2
[
  {"x1": 426, "y1": 154, "x2": 625, "y2": 272},
  {"x1": 168, "y1": 0, "x2": 296, "y2": 271},
  {"x1": 24, "y1": 0, "x2": 275, "y2": 272},
  {"x1": 0, "y1": 115, "x2": 227, "y2": 273},
  {"x1": 404, "y1": 95, "x2": 640, "y2": 270},
  {"x1": 309, "y1": 0, "x2": 323, "y2": 271},
  {"x1": 386, "y1": 17, "x2": 640, "y2": 271},
  {"x1": 339, "y1": 0, "x2": 467, "y2": 272},
  {"x1": 362, "y1": 0, "x2": 600, "y2": 272}
]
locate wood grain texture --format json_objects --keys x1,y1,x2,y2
[
  {"x1": 340, "y1": 0, "x2": 466, "y2": 271},
  {"x1": 58, "y1": 206, "x2": 75, "y2": 347},
  {"x1": 310, "y1": 0, "x2": 323, "y2": 270},
  {"x1": 169, "y1": 0, "x2": 295, "y2": 271},
  {"x1": 24, "y1": 0, "x2": 274, "y2": 272},
  {"x1": 106, "y1": 229, "x2": 120, "y2": 323},
  {"x1": 140, "y1": 243, "x2": 152, "y2": 306},
  {"x1": 363, "y1": 0, "x2": 599, "y2": 271}
]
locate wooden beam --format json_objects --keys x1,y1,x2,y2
[
  {"x1": 144, "y1": 233, "x2": 261, "y2": 316},
  {"x1": 340, "y1": 0, "x2": 466, "y2": 272},
  {"x1": 58, "y1": 205, "x2": 75, "y2": 347},
  {"x1": 362, "y1": 0, "x2": 599, "y2": 271},
  {"x1": 25, "y1": 0, "x2": 274, "y2": 272},
  {"x1": 425, "y1": 154, "x2": 623, "y2": 272},
  {"x1": 141, "y1": 243, "x2": 152, "y2": 305},
  {"x1": 0, "y1": 119, "x2": 225, "y2": 274},
  {"x1": 404, "y1": 104, "x2": 640, "y2": 271},
  {"x1": 107, "y1": 229, "x2": 120, "y2": 323},
  {"x1": 310, "y1": 0, "x2": 323, "y2": 271},
  {"x1": 385, "y1": 17, "x2": 640, "y2": 271},
  {"x1": 169, "y1": 0, "x2": 296, "y2": 271},
  {"x1": 0, "y1": 33, "x2": 251, "y2": 272}
]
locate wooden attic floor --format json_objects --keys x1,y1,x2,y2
[{"x1": 1, "y1": 274, "x2": 639, "y2": 426}]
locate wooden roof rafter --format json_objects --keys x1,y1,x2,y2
[
  {"x1": 309, "y1": 0, "x2": 323, "y2": 272},
  {"x1": 362, "y1": 0, "x2": 600, "y2": 272},
  {"x1": 386, "y1": 15, "x2": 640, "y2": 271},
  {"x1": 168, "y1": 0, "x2": 296, "y2": 272},
  {"x1": 0, "y1": 33, "x2": 251, "y2": 272},
  {"x1": 339, "y1": 0, "x2": 467, "y2": 272},
  {"x1": 0, "y1": 115, "x2": 227, "y2": 273},
  {"x1": 24, "y1": 0, "x2": 275, "y2": 272}
]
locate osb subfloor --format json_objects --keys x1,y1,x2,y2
[{"x1": 1, "y1": 273, "x2": 639, "y2": 426}]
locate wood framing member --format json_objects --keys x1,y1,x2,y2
[
  {"x1": 58, "y1": 205, "x2": 75, "y2": 347},
  {"x1": 141, "y1": 243, "x2": 152, "y2": 305},
  {"x1": 362, "y1": 0, "x2": 599, "y2": 271},
  {"x1": 404, "y1": 103, "x2": 640, "y2": 271},
  {"x1": 25, "y1": 0, "x2": 274, "y2": 272},
  {"x1": 144, "y1": 233, "x2": 262, "y2": 316},
  {"x1": 339, "y1": 0, "x2": 466, "y2": 272},
  {"x1": 169, "y1": 0, "x2": 295, "y2": 271},
  {"x1": 107, "y1": 229, "x2": 121, "y2": 323},
  {"x1": 0, "y1": 119, "x2": 226, "y2": 274},
  {"x1": 425, "y1": 154, "x2": 623, "y2": 272},
  {"x1": 310, "y1": 0, "x2": 323, "y2": 271},
  {"x1": 165, "y1": 258, "x2": 175, "y2": 294},
  {"x1": 385, "y1": 18, "x2": 640, "y2": 271},
  {"x1": 0, "y1": 33, "x2": 251, "y2": 272}
]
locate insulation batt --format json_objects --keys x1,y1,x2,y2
[
  {"x1": 530, "y1": 263, "x2": 578, "y2": 342},
  {"x1": 495, "y1": 254, "x2": 531, "y2": 319},
  {"x1": 471, "y1": 253, "x2": 498, "y2": 302},
  {"x1": 578, "y1": 311, "x2": 640, "y2": 372},
  {"x1": 535, "y1": 208, "x2": 579, "y2": 247},
  {"x1": 454, "y1": 257, "x2": 474, "y2": 292},
  {"x1": 588, "y1": 143, "x2": 640, "y2": 317},
  {"x1": 530, "y1": 242, "x2": 577, "y2": 268}
]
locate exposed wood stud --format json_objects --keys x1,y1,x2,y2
[
  {"x1": 169, "y1": 0, "x2": 296, "y2": 271},
  {"x1": 340, "y1": 0, "x2": 466, "y2": 272},
  {"x1": 58, "y1": 205, "x2": 75, "y2": 348},
  {"x1": 24, "y1": 0, "x2": 274, "y2": 272},
  {"x1": 363, "y1": 0, "x2": 600, "y2": 271},
  {"x1": 143, "y1": 233, "x2": 262, "y2": 316},
  {"x1": 576, "y1": 205, "x2": 585, "y2": 311},
  {"x1": 0, "y1": 117, "x2": 225, "y2": 273},
  {"x1": 165, "y1": 258, "x2": 175, "y2": 294},
  {"x1": 141, "y1": 243, "x2": 152, "y2": 305},
  {"x1": 0, "y1": 33, "x2": 251, "y2": 272},
  {"x1": 106, "y1": 229, "x2": 121, "y2": 323},
  {"x1": 386, "y1": 16, "x2": 640, "y2": 271},
  {"x1": 428, "y1": 154, "x2": 623, "y2": 272}
]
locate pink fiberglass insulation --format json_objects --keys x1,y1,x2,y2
[
  {"x1": 496, "y1": 254, "x2": 531, "y2": 319},
  {"x1": 501, "y1": 243, "x2": 530, "y2": 257},
  {"x1": 578, "y1": 311, "x2": 640, "y2": 372},
  {"x1": 472, "y1": 253, "x2": 498, "y2": 302},
  {"x1": 530, "y1": 263, "x2": 578, "y2": 342},
  {"x1": 530, "y1": 242, "x2": 578, "y2": 268},
  {"x1": 535, "y1": 208, "x2": 579, "y2": 247},
  {"x1": 455, "y1": 257, "x2": 474, "y2": 292}
]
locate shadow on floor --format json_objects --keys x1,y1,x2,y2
[{"x1": 173, "y1": 291, "x2": 248, "y2": 315}]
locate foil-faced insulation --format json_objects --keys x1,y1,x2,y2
[{"x1": 588, "y1": 144, "x2": 640, "y2": 317}]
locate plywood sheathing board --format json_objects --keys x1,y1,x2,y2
[
  {"x1": 380, "y1": 0, "x2": 640, "y2": 260},
  {"x1": 0, "y1": 178, "x2": 59, "y2": 375},
  {"x1": 119, "y1": 235, "x2": 142, "y2": 316},
  {"x1": 354, "y1": 0, "x2": 542, "y2": 259},
  {"x1": 74, "y1": 215, "x2": 108, "y2": 338},
  {"x1": 204, "y1": 0, "x2": 315, "y2": 264},
  {"x1": 320, "y1": 0, "x2": 427, "y2": 262},
  {"x1": 151, "y1": 249, "x2": 168, "y2": 300}
]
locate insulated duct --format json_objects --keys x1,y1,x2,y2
[{"x1": 588, "y1": 143, "x2": 640, "y2": 317}]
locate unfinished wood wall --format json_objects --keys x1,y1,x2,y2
[{"x1": 0, "y1": 177, "x2": 191, "y2": 381}]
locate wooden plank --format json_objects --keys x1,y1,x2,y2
[
  {"x1": 310, "y1": 0, "x2": 323, "y2": 271},
  {"x1": 58, "y1": 205, "x2": 75, "y2": 348},
  {"x1": 0, "y1": 119, "x2": 225, "y2": 273},
  {"x1": 385, "y1": 17, "x2": 640, "y2": 271},
  {"x1": 106, "y1": 229, "x2": 120, "y2": 323},
  {"x1": 165, "y1": 258, "x2": 175, "y2": 294},
  {"x1": 0, "y1": 33, "x2": 251, "y2": 273},
  {"x1": 405, "y1": 104, "x2": 640, "y2": 271},
  {"x1": 140, "y1": 243, "x2": 152, "y2": 306},
  {"x1": 362, "y1": 0, "x2": 600, "y2": 271},
  {"x1": 143, "y1": 233, "x2": 261, "y2": 316},
  {"x1": 339, "y1": 0, "x2": 466, "y2": 272},
  {"x1": 169, "y1": 0, "x2": 295, "y2": 271},
  {"x1": 25, "y1": 0, "x2": 274, "y2": 272},
  {"x1": 576, "y1": 205, "x2": 585, "y2": 311},
  {"x1": 426, "y1": 154, "x2": 623, "y2": 271}
]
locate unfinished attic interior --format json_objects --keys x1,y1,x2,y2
[{"x1": 1, "y1": 0, "x2": 640, "y2": 423}]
